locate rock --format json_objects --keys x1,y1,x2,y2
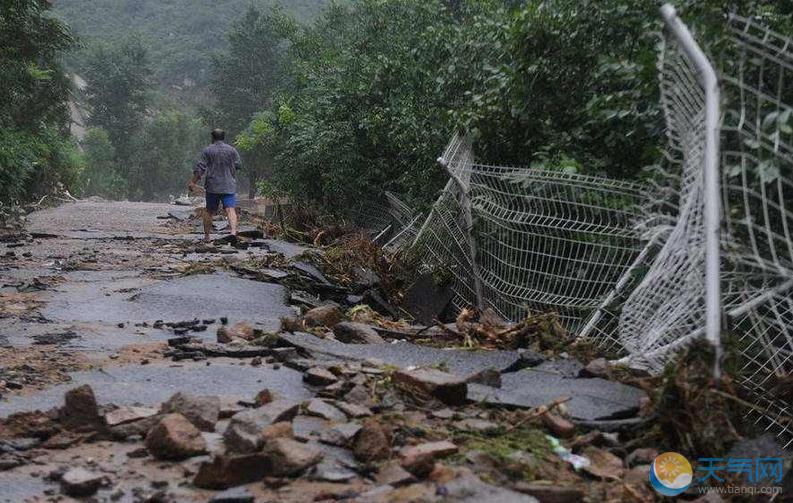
[
  {"x1": 261, "y1": 421, "x2": 294, "y2": 442},
  {"x1": 303, "y1": 367, "x2": 339, "y2": 386},
  {"x1": 581, "y1": 446, "x2": 624, "y2": 480},
  {"x1": 376, "y1": 461, "x2": 415, "y2": 486},
  {"x1": 351, "y1": 266, "x2": 381, "y2": 291},
  {"x1": 260, "y1": 438, "x2": 323, "y2": 477},
  {"x1": 209, "y1": 486, "x2": 256, "y2": 503},
  {"x1": 60, "y1": 385, "x2": 103, "y2": 432},
  {"x1": 218, "y1": 397, "x2": 245, "y2": 419},
  {"x1": 254, "y1": 388, "x2": 275, "y2": 407},
  {"x1": 223, "y1": 400, "x2": 300, "y2": 453},
  {"x1": 60, "y1": 468, "x2": 104, "y2": 497},
  {"x1": 332, "y1": 322, "x2": 385, "y2": 344},
  {"x1": 334, "y1": 401, "x2": 372, "y2": 418},
  {"x1": 303, "y1": 305, "x2": 343, "y2": 328},
  {"x1": 541, "y1": 413, "x2": 575, "y2": 438},
  {"x1": 344, "y1": 384, "x2": 376, "y2": 408},
  {"x1": 144, "y1": 413, "x2": 207, "y2": 460},
  {"x1": 400, "y1": 441, "x2": 458, "y2": 477},
  {"x1": 104, "y1": 406, "x2": 158, "y2": 427},
  {"x1": 579, "y1": 358, "x2": 610, "y2": 378},
  {"x1": 466, "y1": 368, "x2": 502, "y2": 388},
  {"x1": 41, "y1": 431, "x2": 86, "y2": 449},
  {"x1": 319, "y1": 422, "x2": 361, "y2": 447},
  {"x1": 194, "y1": 453, "x2": 273, "y2": 489},
  {"x1": 304, "y1": 399, "x2": 347, "y2": 422},
  {"x1": 393, "y1": 368, "x2": 467, "y2": 405},
  {"x1": 311, "y1": 459, "x2": 357, "y2": 482},
  {"x1": 109, "y1": 413, "x2": 163, "y2": 441},
  {"x1": 352, "y1": 419, "x2": 392, "y2": 462},
  {"x1": 160, "y1": 392, "x2": 220, "y2": 432},
  {"x1": 441, "y1": 470, "x2": 537, "y2": 502},
  {"x1": 626, "y1": 447, "x2": 658, "y2": 467},
  {"x1": 217, "y1": 322, "x2": 255, "y2": 343},
  {"x1": 512, "y1": 482, "x2": 584, "y2": 503}
]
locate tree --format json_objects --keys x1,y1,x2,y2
[
  {"x1": 0, "y1": 0, "x2": 81, "y2": 202},
  {"x1": 82, "y1": 38, "x2": 152, "y2": 177},
  {"x1": 128, "y1": 111, "x2": 205, "y2": 200},
  {"x1": 208, "y1": 5, "x2": 290, "y2": 198},
  {"x1": 79, "y1": 127, "x2": 127, "y2": 198}
]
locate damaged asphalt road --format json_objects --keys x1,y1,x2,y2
[{"x1": 0, "y1": 200, "x2": 656, "y2": 502}]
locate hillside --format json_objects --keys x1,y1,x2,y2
[{"x1": 52, "y1": 0, "x2": 329, "y2": 88}]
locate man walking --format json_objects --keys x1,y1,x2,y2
[{"x1": 188, "y1": 129, "x2": 241, "y2": 242}]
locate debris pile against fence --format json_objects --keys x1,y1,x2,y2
[{"x1": 378, "y1": 6, "x2": 793, "y2": 447}]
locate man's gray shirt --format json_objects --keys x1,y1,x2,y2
[{"x1": 194, "y1": 141, "x2": 241, "y2": 194}]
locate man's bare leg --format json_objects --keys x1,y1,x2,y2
[{"x1": 225, "y1": 207, "x2": 238, "y2": 236}]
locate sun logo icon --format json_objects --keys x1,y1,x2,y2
[{"x1": 650, "y1": 452, "x2": 693, "y2": 496}]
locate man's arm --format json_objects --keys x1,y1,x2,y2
[{"x1": 189, "y1": 149, "x2": 208, "y2": 192}]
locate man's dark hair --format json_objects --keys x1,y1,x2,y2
[{"x1": 211, "y1": 129, "x2": 225, "y2": 141}]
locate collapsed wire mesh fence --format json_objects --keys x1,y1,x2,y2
[
  {"x1": 718, "y1": 14, "x2": 793, "y2": 448},
  {"x1": 409, "y1": 133, "x2": 649, "y2": 331},
  {"x1": 382, "y1": 6, "x2": 793, "y2": 447}
]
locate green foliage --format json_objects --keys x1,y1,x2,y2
[
  {"x1": 128, "y1": 111, "x2": 206, "y2": 200},
  {"x1": 229, "y1": 0, "x2": 793, "y2": 217},
  {"x1": 52, "y1": 0, "x2": 330, "y2": 89},
  {"x1": 0, "y1": 0, "x2": 81, "y2": 202},
  {"x1": 82, "y1": 38, "x2": 153, "y2": 171},
  {"x1": 79, "y1": 127, "x2": 127, "y2": 198}
]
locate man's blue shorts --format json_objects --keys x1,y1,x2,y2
[{"x1": 206, "y1": 193, "x2": 236, "y2": 213}]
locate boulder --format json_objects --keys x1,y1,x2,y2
[
  {"x1": 261, "y1": 421, "x2": 294, "y2": 441},
  {"x1": 541, "y1": 413, "x2": 576, "y2": 439},
  {"x1": 319, "y1": 422, "x2": 362, "y2": 447},
  {"x1": 217, "y1": 322, "x2": 255, "y2": 343},
  {"x1": 60, "y1": 467, "x2": 104, "y2": 497},
  {"x1": 352, "y1": 419, "x2": 392, "y2": 462},
  {"x1": 303, "y1": 305, "x2": 343, "y2": 328},
  {"x1": 144, "y1": 413, "x2": 207, "y2": 460},
  {"x1": 304, "y1": 399, "x2": 346, "y2": 422},
  {"x1": 260, "y1": 437, "x2": 323, "y2": 477},
  {"x1": 332, "y1": 322, "x2": 385, "y2": 344},
  {"x1": 223, "y1": 400, "x2": 300, "y2": 453},
  {"x1": 194, "y1": 453, "x2": 273, "y2": 489},
  {"x1": 160, "y1": 392, "x2": 220, "y2": 432},
  {"x1": 376, "y1": 461, "x2": 416, "y2": 486},
  {"x1": 60, "y1": 385, "x2": 103, "y2": 432},
  {"x1": 104, "y1": 406, "x2": 157, "y2": 427},
  {"x1": 254, "y1": 388, "x2": 275, "y2": 407},
  {"x1": 579, "y1": 358, "x2": 610, "y2": 378},
  {"x1": 400, "y1": 441, "x2": 458, "y2": 477},
  {"x1": 626, "y1": 447, "x2": 659, "y2": 467},
  {"x1": 393, "y1": 368, "x2": 467, "y2": 405},
  {"x1": 303, "y1": 367, "x2": 338, "y2": 386},
  {"x1": 334, "y1": 401, "x2": 372, "y2": 419}
]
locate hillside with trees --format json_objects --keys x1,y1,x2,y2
[{"x1": 52, "y1": 0, "x2": 329, "y2": 89}]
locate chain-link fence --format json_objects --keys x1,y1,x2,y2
[{"x1": 386, "y1": 5, "x2": 793, "y2": 447}]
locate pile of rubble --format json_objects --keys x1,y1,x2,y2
[{"x1": 0, "y1": 352, "x2": 668, "y2": 503}]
